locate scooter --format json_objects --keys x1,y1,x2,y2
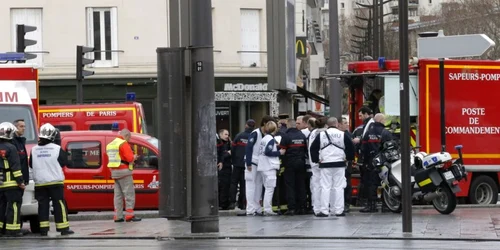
[{"x1": 373, "y1": 141, "x2": 468, "y2": 215}]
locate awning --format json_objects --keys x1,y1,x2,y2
[{"x1": 296, "y1": 86, "x2": 329, "y2": 106}]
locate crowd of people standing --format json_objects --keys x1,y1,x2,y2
[{"x1": 216, "y1": 106, "x2": 394, "y2": 217}]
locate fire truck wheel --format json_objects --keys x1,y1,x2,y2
[
  {"x1": 469, "y1": 175, "x2": 498, "y2": 205},
  {"x1": 29, "y1": 215, "x2": 41, "y2": 234}
]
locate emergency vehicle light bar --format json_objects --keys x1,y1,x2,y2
[{"x1": 0, "y1": 52, "x2": 26, "y2": 62}]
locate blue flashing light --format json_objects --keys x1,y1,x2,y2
[
  {"x1": 378, "y1": 57, "x2": 386, "y2": 69},
  {"x1": 111, "y1": 122, "x2": 119, "y2": 131},
  {"x1": 0, "y1": 52, "x2": 26, "y2": 61},
  {"x1": 126, "y1": 92, "x2": 136, "y2": 102}
]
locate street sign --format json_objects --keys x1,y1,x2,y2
[{"x1": 417, "y1": 34, "x2": 495, "y2": 58}]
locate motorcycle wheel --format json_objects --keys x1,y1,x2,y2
[
  {"x1": 382, "y1": 186, "x2": 402, "y2": 213},
  {"x1": 432, "y1": 183, "x2": 457, "y2": 215}
]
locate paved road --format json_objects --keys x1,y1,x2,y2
[
  {"x1": 4, "y1": 239, "x2": 500, "y2": 250},
  {"x1": 27, "y1": 208, "x2": 500, "y2": 240}
]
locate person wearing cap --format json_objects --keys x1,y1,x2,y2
[
  {"x1": 278, "y1": 113, "x2": 289, "y2": 134},
  {"x1": 229, "y1": 119, "x2": 255, "y2": 210}
]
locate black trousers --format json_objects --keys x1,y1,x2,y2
[
  {"x1": 229, "y1": 166, "x2": 246, "y2": 209},
  {"x1": 305, "y1": 168, "x2": 312, "y2": 209},
  {"x1": 218, "y1": 164, "x2": 232, "y2": 209},
  {"x1": 284, "y1": 164, "x2": 307, "y2": 211},
  {"x1": 35, "y1": 185, "x2": 70, "y2": 232},
  {"x1": 0, "y1": 188, "x2": 23, "y2": 234},
  {"x1": 361, "y1": 163, "x2": 380, "y2": 202},
  {"x1": 344, "y1": 163, "x2": 352, "y2": 205}
]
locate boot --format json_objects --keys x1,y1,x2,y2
[{"x1": 359, "y1": 201, "x2": 378, "y2": 213}]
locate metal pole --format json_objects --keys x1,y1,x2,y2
[
  {"x1": 76, "y1": 80, "x2": 83, "y2": 104},
  {"x1": 379, "y1": 0, "x2": 384, "y2": 57},
  {"x1": 189, "y1": 0, "x2": 219, "y2": 233},
  {"x1": 398, "y1": 0, "x2": 412, "y2": 233},
  {"x1": 329, "y1": 0, "x2": 342, "y2": 118},
  {"x1": 373, "y1": 0, "x2": 379, "y2": 58},
  {"x1": 157, "y1": 47, "x2": 187, "y2": 220},
  {"x1": 439, "y1": 58, "x2": 446, "y2": 152}
]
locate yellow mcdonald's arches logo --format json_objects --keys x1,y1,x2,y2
[{"x1": 296, "y1": 37, "x2": 307, "y2": 57}]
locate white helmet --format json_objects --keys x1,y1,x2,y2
[
  {"x1": 39, "y1": 123, "x2": 57, "y2": 141},
  {"x1": 0, "y1": 122, "x2": 17, "y2": 140}
]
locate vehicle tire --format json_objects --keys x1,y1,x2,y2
[
  {"x1": 432, "y1": 183, "x2": 457, "y2": 215},
  {"x1": 382, "y1": 186, "x2": 402, "y2": 213},
  {"x1": 469, "y1": 175, "x2": 498, "y2": 205},
  {"x1": 28, "y1": 215, "x2": 40, "y2": 234}
]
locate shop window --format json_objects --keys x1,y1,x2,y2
[
  {"x1": 129, "y1": 143, "x2": 158, "y2": 169},
  {"x1": 66, "y1": 141, "x2": 102, "y2": 169}
]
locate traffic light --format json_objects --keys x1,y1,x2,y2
[
  {"x1": 76, "y1": 46, "x2": 95, "y2": 81},
  {"x1": 16, "y1": 24, "x2": 37, "y2": 61}
]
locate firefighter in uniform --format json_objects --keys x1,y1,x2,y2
[
  {"x1": 29, "y1": 123, "x2": 74, "y2": 236},
  {"x1": 360, "y1": 114, "x2": 394, "y2": 213},
  {"x1": 106, "y1": 129, "x2": 142, "y2": 222},
  {"x1": 0, "y1": 122, "x2": 25, "y2": 237}
]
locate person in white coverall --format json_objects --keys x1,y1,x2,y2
[
  {"x1": 307, "y1": 117, "x2": 327, "y2": 216},
  {"x1": 242, "y1": 115, "x2": 274, "y2": 216},
  {"x1": 257, "y1": 121, "x2": 285, "y2": 216},
  {"x1": 310, "y1": 117, "x2": 355, "y2": 217}
]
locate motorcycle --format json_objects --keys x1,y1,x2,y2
[{"x1": 373, "y1": 141, "x2": 468, "y2": 214}]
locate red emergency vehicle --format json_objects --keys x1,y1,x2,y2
[
  {"x1": 339, "y1": 58, "x2": 500, "y2": 205},
  {"x1": 0, "y1": 64, "x2": 39, "y2": 145},
  {"x1": 39, "y1": 94, "x2": 148, "y2": 134},
  {"x1": 0, "y1": 63, "x2": 40, "y2": 230},
  {"x1": 59, "y1": 131, "x2": 159, "y2": 212}
]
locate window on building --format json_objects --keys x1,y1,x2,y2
[
  {"x1": 429, "y1": 0, "x2": 432, "y2": 3},
  {"x1": 341, "y1": 2, "x2": 345, "y2": 8},
  {"x1": 240, "y1": 9, "x2": 261, "y2": 67},
  {"x1": 86, "y1": 7, "x2": 118, "y2": 68},
  {"x1": 10, "y1": 8, "x2": 44, "y2": 66},
  {"x1": 129, "y1": 143, "x2": 158, "y2": 169},
  {"x1": 66, "y1": 141, "x2": 102, "y2": 169}
]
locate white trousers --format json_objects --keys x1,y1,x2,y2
[
  {"x1": 245, "y1": 167, "x2": 263, "y2": 214},
  {"x1": 260, "y1": 170, "x2": 277, "y2": 213},
  {"x1": 310, "y1": 165, "x2": 321, "y2": 214},
  {"x1": 319, "y1": 167, "x2": 346, "y2": 215}
]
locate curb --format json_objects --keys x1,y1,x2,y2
[
  {"x1": 53, "y1": 204, "x2": 500, "y2": 222},
  {"x1": 3, "y1": 235, "x2": 500, "y2": 242}
]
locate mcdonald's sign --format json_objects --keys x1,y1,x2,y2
[{"x1": 296, "y1": 36, "x2": 307, "y2": 58}]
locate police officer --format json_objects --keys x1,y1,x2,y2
[
  {"x1": 217, "y1": 129, "x2": 232, "y2": 210},
  {"x1": 360, "y1": 113, "x2": 394, "y2": 213},
  {"x1": 29, "y1": 123, "x2": 74, "y2": 236},
  {"x1": 280, "y1": 119, "x2": 307, "y2": 215},
  {"x1": 0, "y1": 122, "x2": 25, "y2": 237},
  {"x1": 352, "y1": 106, "x2": 374, "y2": 207},
  {"x1": 229, "y1": 119, "x2": 255, "y2": 210}
]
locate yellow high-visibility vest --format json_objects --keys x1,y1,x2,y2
[{"x1": 106, "y1": 138, "x2": 127, "y2": 169}]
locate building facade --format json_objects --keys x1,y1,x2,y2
[{"x1": 0, "y1": 0, "x2": 277, "y2": 136}]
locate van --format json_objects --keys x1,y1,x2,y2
[{"x1": 59, "y1": 131, "x2": 159, "y2": 212}]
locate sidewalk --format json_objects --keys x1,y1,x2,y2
[{"x1": 22, "y1": 207, "x2": 500, "y2": 241}]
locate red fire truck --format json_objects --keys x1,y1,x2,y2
[
  {"x1": 39, "y1": 93, "x2": 148, "y2": 134},
  {"x1": 339, "y1": 58, "x2": 500, "y2": 205}
]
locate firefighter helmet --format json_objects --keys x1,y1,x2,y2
[
  {"x1": 39, "y1": 123, "x2": 58, "y2": 141},
  {"x1": 0, "y1": 122, "x2": 17, "y2": 140}
]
